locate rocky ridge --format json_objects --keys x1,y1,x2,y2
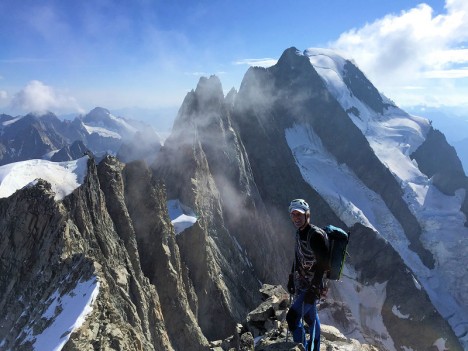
[{"x1": 0, "y1": 156, "x2": 207, "y2": 350}]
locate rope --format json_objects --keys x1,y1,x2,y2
[
  {"x1": 285, "y1": 293, "x2": 291, "y2": 342},
  {"x1": 296, "y1": 231, "x2": 316, "y2": 271},
  {"x1": 301, "y1": 300, "x2": 306, "y2": 346},
  {"x1": 310, "y1": 318, "x2": 316, "y2": 351}
]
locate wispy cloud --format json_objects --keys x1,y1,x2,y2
[
  {"x1": 186, "y1": 71, "x2": 227, "y2": 77},
  {"x1": 186, "y1": 72, "x2": 211, "y2": 77},
  {"x1": 233, "y1": 58, "x2": 277, "y2": 68},
  {"x1": 401, "y1": 86, "x2": 425, "y2": 90},
  {"x1": 424, "y1": 68, "x2": 468, "y2": 78},
  {"x1": 427, "y1": 48, "x2": 468, "y2": 66},
  {"x1": 11, "y1": 80, "x2": 83, "y2": 114}
]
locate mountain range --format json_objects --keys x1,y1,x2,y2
[
  {"x1": 0, "y1": 47, "x2": 467, "y2": 351},
  {"x1": 0, "y1": 106, "x2": 162, "y2": 166}
]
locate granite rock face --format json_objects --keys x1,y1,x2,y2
[
  {"x1": 153, "y1": 76, "x2": 268, "y2": 340},
  {"x1": 0, "y1": 157, "x2": 207, "y2": 350},
  {"x1": 411, "y1": 127, "x2": 468, "y2": 225}
]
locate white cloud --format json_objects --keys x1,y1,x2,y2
[
  {"x1": 0, "y1": 90, "x2": 7, "y2": 101},
  {"x1": 234, "y1": 58, "x2": 277, "y2": 68},
  {"x1": 326, "y1": 0, "x2": 468, "y2": 107},
  {"x1": 186, "y1": 71, "x2": 227, "y2": 77},
  {"x1": 424, "y1": 68, "x2": 468, "y2": 78},
  {"x1": 11, "y1": 80, "x2": 83, "y2": 114},
  {"x1": 187, "y1": 71, "x2": 210, "y2": 76},
  {"x1": 427, "y1": 48, "x2": 468, "y2": 66}
]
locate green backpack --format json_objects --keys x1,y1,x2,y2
[{"x1": 323, "y1": 225, "x2": 350, "y2": 280}]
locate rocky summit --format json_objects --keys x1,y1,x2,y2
[
  {"x1": 1, "y1": 47, "x2": 467, "y2": 351},
  {"x1": 210, "y1": 284, "x2": 379, "y2": 351}
]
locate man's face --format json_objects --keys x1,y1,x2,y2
[{"x1": 290, "y1": 210, "x2": 307, "y2": 229}]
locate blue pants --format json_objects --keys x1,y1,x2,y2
[{"x1": 286, "y1": 290, "x2": 321, "y2": 351}]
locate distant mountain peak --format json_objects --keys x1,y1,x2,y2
[
  {"x1": 194, "y1": 75, "x2": 225, "y2": 103},
  {"x1": 275, "y1": 46, "x2": 311, "y2": 72},
  {"x1": 305, "y1": 47, "x2": 397, "y2": 117},
  {"x1": 88, "y1": 106, "x2": 111, "y2": 115}
]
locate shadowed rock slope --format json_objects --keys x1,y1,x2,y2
[
  {"x1": 0, "y1": 157, "x2": 207, "y2": 350},
  {"x1": 411, "y1": 127, "x2": 468, "y2": 225},
  {"x1": 153, "y1": 76, "x2": 276, "y2": 340}
]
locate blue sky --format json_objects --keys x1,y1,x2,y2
[{"x1": 1, "y1": 0, "x2": 468, "y2": 121}]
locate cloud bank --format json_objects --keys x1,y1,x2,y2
[{"x1": 327, "y1": 0, "x2": 468, "y2": 106}]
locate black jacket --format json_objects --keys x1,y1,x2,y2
[{"x1": 292, "y1": 224, "x2": 330, "y2": 288}]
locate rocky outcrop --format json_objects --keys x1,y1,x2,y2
[
  {"x1": 411, "y1": 127, "x2": 468, "y2": 225},
  {"x1": 411, "y1": 127, "x2": 467, "y2": 195},
  {"x1": 342, "y1": 61, "x2": 391, "y2": 114},
  {"x1": 210, "y1": 284, "x2": 380, "y2": 351},
  {"x1": 51, "y1": 140, "x2": 90, "y2": 162}
]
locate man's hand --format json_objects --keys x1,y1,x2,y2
[
  {"x1": 320, "y1": 281, "x2": 329, "y2": 298},
  {"x1": 304, "y1": 285, "x2": 321, "y2": 304}
]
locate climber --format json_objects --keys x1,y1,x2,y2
[{"x1": 286, "y1": 199, "x2": 329, "y2": 351}]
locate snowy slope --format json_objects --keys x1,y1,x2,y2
[
  {"x1": 1, "y1": 115, "x2": 22, "y2": 127},
  {"x1": 167, "y1": 199, "x2": 198, "y2": 234},
  {"x1": 285, "y1": 48, "x2": 468, "y2": 349},
  {"x1": 0, "y1": 156, "x2": 88, "y2": 200},
  {"x1": 17, "y1": 277, "x2": 99, "y2": 351},
  {"x1": 82, "y1": 124, "x2": 122, "y2": 139},
  {"x1": 82, "y1": 108, "x2": 138, "y2": 139}
]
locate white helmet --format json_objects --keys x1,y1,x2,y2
[{"x1": 289, "y1": 199, "x2": 309, "y2": 214}]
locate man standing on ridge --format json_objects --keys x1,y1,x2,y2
[{"x1": 286, "y1": 199, "x2": 329, "y2": 351}]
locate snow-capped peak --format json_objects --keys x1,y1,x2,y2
[
  {"x1": 0, "y1": 156, "x2": 89, "y2": 201},
  {"x1": 82, "y1": 107, "x2": 138, "y2": 138}
]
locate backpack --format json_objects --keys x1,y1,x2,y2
[{"x1": 323, "y1": 225, "x2": 350, "y2": 280}]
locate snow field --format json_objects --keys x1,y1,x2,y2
[{"x1": 0, "y1": 156, "x2": 88, "y2": 200}]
